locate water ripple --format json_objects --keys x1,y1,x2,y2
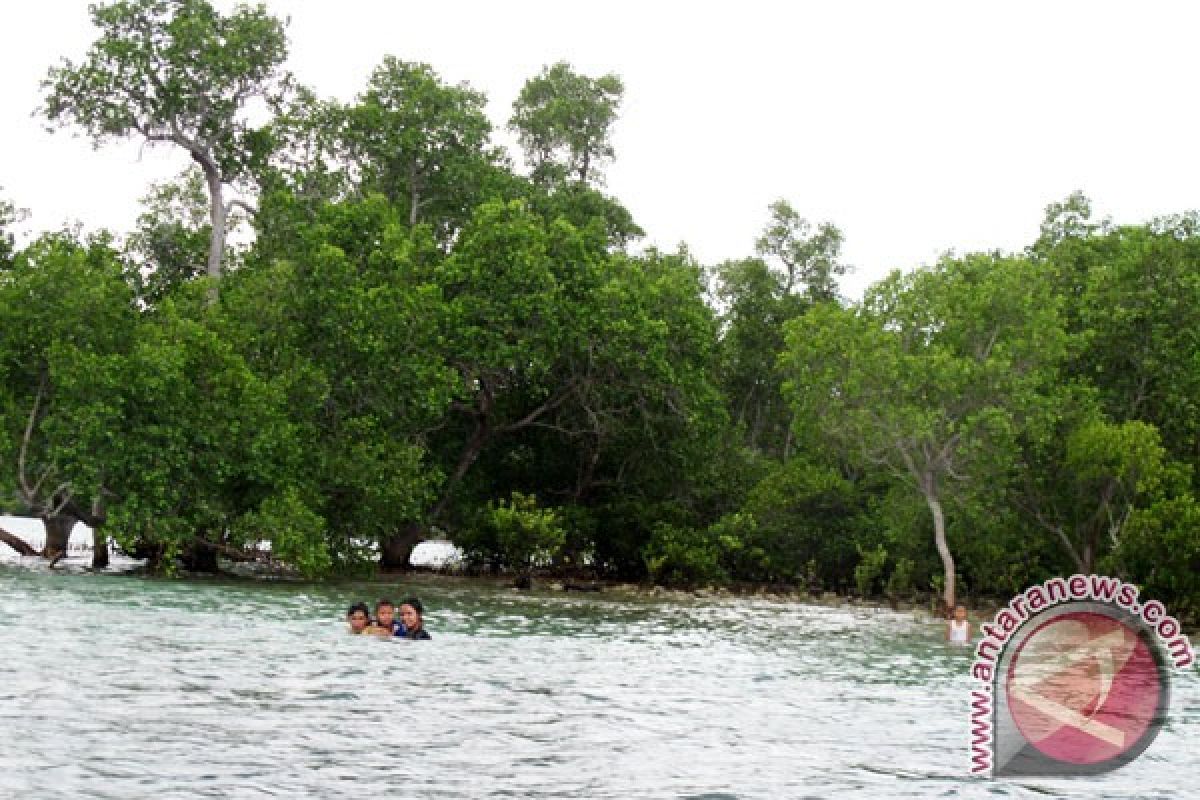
[{"x1": 0, "y1": 566, "x2": 1194, "y2": 798}]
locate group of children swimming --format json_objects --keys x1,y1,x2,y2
[{"x1": 346, "y1": 597, "x2": 432, "y2": 640}]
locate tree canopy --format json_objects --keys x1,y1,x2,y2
[
  {"x1": 6, "y1": 0, "x2": 1198, "y2": 625},
  {"x1": 42, "y1": 0, "x2": 291, "y2": 291}
]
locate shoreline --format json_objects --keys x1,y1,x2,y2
[
  {"x1": 4, "y1": 552, "x2": 1194, "y2": 635},
  {"x1": 380, "y1": 568, "x2": 1200, "y2": 635},
  {"x1": 378, "y1": 568, "x2": 966, "y2": 622}
]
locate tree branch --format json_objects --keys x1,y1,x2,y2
[
  {"x1": 225, "y1": 198, "x2": 257, "y2": 217},
  {"x1": 47, "y1": 483, "x2": 76, "y2": 517},
  {"x1": 0, "y1": 528, "x2": 40, "y2": 557},
  {"x1": 205, "y1": 539, "x2": 273, "y2": 564},
  {"x1": 498, "y1": 380, "x2": 577, "y2": 434},
  {"x1": 18, "y1": 375, "x2": 47, "y2": 504}
]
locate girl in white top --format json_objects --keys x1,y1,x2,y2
[{"x1": 946, "y1": 603, "x2": 971, "y2": 646}]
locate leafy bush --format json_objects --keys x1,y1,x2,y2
[
  {"x1": 589, "y1": 498, "x2": 694, "y2": 578},
  {"x1": 643, "y1": 522, "x2": 726, "y2": 587},
  {"x1": 487, "y1": 491, "x2": 566, "y2": 571},
  {"x1": 1107, "y1": 491, "x2": 1200, "y2": 625},
  {"x1": 886, "y1": 557, "x2": 915, "y2": 600},
  {"x1": 737, "y1": 460, "x2": 862, "y2": 584},
  {"x1": 854, "y1": 543, "x2": 888, "y2": 597},
  {"x1": 233, "y1": 488, "x2": 332, "y2": 578},
  {"x1": 708, "y1": 511, "x2": 768, "y2": 581},
  {"x1": 555, "y1": 504, "x2": 599, "y2": 570}
]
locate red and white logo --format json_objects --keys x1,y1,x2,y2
[{"x1": 1005, "y1": 611, "x2": 1165, "y2": 767}]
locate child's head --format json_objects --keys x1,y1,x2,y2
[
  {"x1": 346, "y1": 602, "x2": 371, "y2": 633},
  {"x1": 400, "y1": 597, "x2": 424, "y2": 630},
  {"x1": 953, "y1": 604, "x2": 968, "y2": 621},
  {"x1": 375, "y1": 600, "x2": 396, "y2": 628}
]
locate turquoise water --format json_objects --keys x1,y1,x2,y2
[{"x1": 0, "y1": 564, "x2": 1195, "y2": 798}]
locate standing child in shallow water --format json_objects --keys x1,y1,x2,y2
[
  {"x1": 946, "y1": 603, "x2": 971, "y2": 646},
  {"x1": 399, "y1": 597, "x2": 432, "y2": 640}
]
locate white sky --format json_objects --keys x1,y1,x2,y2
[{"x1": 4, "y1": 1, "x2": 1200, "y2": 298}]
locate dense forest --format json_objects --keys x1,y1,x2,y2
[{"x1": 2, "y1": 0, "x2": 1197, "y2": 622}]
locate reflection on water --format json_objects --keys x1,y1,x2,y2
[{"x1": 0, "y1": 566, "x2": 1194, "y2": 799}]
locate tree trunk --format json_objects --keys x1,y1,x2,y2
[
  {"x1": 783, "y1": 412, "x2": 796, "y2": 461},
  {"x1": 579, "y1": 151, "x2": 590, "y2": 184},
  {"x1": 1049, "y1": 523, "x2": 1087, "y2": 574},
  {"x1": 201, "y1": 159, "x2": 226, "y2": 305},
  {"x1": 409, "y1": 162, "x2": 421, "y2": 227},
  {"x1": 923, "y1": 479, "x2": 956, "y2": 613},
  {"x1": 380, "y1": 521, "x2": 425, "y2": 570},
  {"x1": 91, "y1": 526, "x2": 109, "y2": 569},
  {"x1": 428, "y1": 415, "x2": 490, "y2": 523},
  {"x1": 43, "y1": 515, "x2": 75, "y2": 558},
  {"x1": 181, "y1": 539, "x2": 219, "y2": 573},
  {"x1": 87, "y1": 495, "x2": 109, "y2": 569},
  {"x1": 130, "y1": 538, "x2": 166, "y2": 570}
]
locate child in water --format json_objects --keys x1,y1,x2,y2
[
  {"x1": 946, "y1": 603, "x2": 971, "y2": 646},
  {"x1": 399, "y1": 597, "x2": 432, "y2": 640},
  {"x1": 370, "y1": 599, "x2": 406, "y2": 638},
  {"x1": 346, "y1": 602, "x2": 371, "y2": 634}
]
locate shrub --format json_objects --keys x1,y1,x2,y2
[
  {"x1": 643, "y1": 522, "x2": 726, "y2": 587},
  {"x1": 886, "y1": 557, "x2": 915, "y2": 600},
  {"x1": 490, "y1": 491, "x2": 566, "y2": 571},
  {"x1": 854, "y1": 543, "x2": 888, "y2": 597}
]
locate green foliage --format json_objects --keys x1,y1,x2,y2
[
  {"x1": 555, "y1": 504, "x2": 599, "y2": 570},
  {"x1": 854, "y1": 544, "x2": 888, "y2": 598},
  {"x1": 755, "y1": 199, "x2": 847, "y2": 303},
  {"x1": 344, "y1": 57, "x2": 499, "y2": 239},
  {"x1": 41, "y1": 0, "x2": 289, "y2": 179},
  {"x1": 510, "y1": 62, "x2": 624, "y2": 186},
  {"x1": 232, "y1": 488, "x2": 329, "y2": 578},
  {"x1": 714, "y1": 257, "x2": 794, "y2": 455},
  {"x1": 886, "y1": 557, "x2": 916, "y2": 600},
  {"x1": 437, "y1": 199, "x2": 572, "y2": 375},
  {"x1": 781, "y1": 252, "x2": 1067, "y2": 607},
  {"x1": 643, "y1": 522, "x2": 726, "y2": 587},
  {"x1": 584, "y1": 499, "x2": 689, "y2": 578},
  {"x1": 1013, "y1": 384, "x2": 1171, "y2": 573},
  {"x1": 19, "y1": 18, "x2": 1200, "y2": 608},
  {"x1": 42, "y1": 0, "x2": 292, "y2": 287},
  {"x1": 715, "y1": 200, "x2": 847, "y2": 456},
  {"x1": 1074, "y1": 221, "x2": 1200, "y2": 471},
  {"x1": 489, "y1": 492, "x2": 566, "y2": 570},
  {"x1": 127, "y1": 167, "x2": 216, "y2": 304},
  {"x1": 0, "y1": 232, "x2": 138, "y2": 528},
  {"x1": 226, "y1": 195, "x2": 453, "y2": 563},
  {"x1": 1107, "y1": 487, "x2": 1200, "y2": 623},
  {"x1": 525, "y1": 183, "x2": 642, "y2": 249},
  {"x1": 732, "y1": 460, "x2": 861, "y2": 583},
  {"x1": 705, "y1": 512, "x2": 764, "y2": 580},
  {"x1": 50, "y1": 302, "x2": 304, "y2": 567},
  {"x1": 457, "y1": 492, "x2": 566, "y2": 572},
  {"x1": 0, "y1": 191, "x2": 23, "y2": 268}
]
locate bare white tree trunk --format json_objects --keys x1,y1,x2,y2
[{"x1": 923, "y1": 476, "x2": 955, "y2": 612}]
